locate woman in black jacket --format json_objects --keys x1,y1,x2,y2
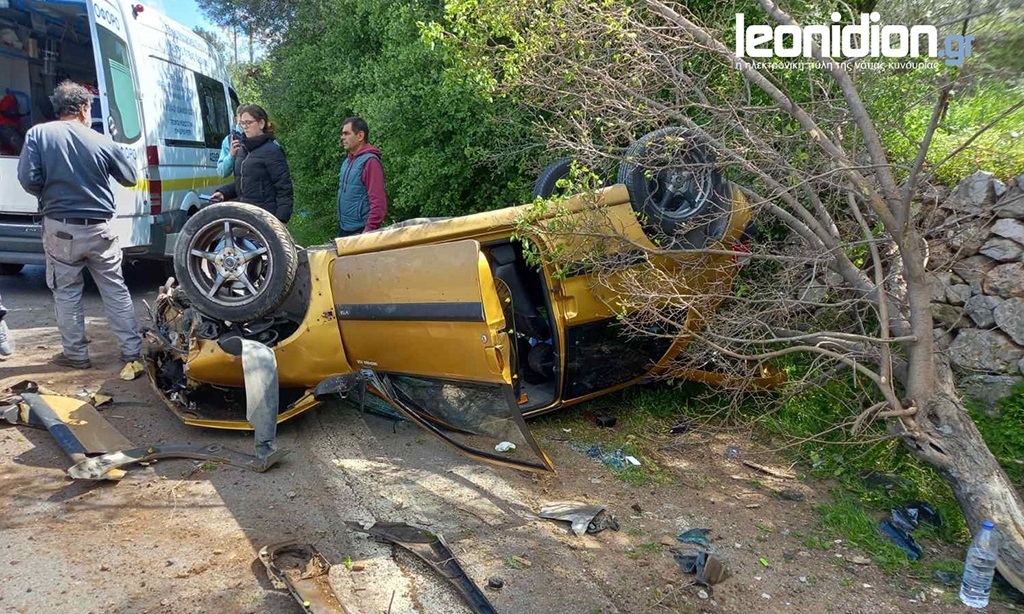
[{"x1": 211, "y1": 104, "x2": 293, "y2": 223}]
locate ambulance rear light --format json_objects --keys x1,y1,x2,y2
[
  {"x1": 146, "y1": 145, "x2": 159, "y2": 166},
  {"x1": 149, "y1": 179, "x2": 162, "y2": 215}
]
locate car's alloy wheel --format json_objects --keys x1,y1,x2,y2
[
  {"x1": 617, "y1": 127, "x2": 730, "y2": 249},
  {"x1": 186, "y1": 219, "x2": 272, "y2": 304},
  {"x1": 174, "y1": 202, "x2": 297, "y2": 322}
]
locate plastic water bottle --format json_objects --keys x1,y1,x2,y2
[{"x1": 959, "y1": 520, "x2": 999, "y2": 608}]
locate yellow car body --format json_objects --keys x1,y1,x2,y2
[{"x1": 150, "y1": 184, "x2": 758, "y2": 472}]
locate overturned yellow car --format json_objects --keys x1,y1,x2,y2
[{"x1": 147, "y1": 128, "x2": 759, "y2": 473}]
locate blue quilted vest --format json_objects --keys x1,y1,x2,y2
[{"x1": 336, "y1": 151, "x2": 380, "y2": 233}]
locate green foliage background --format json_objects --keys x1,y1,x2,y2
[
  {"x1": 246, "y1": 0, "x2": 538, "y2": 245},
  {"x1": 209, "y1": 0, "x2": 1023, "y2": 246}
]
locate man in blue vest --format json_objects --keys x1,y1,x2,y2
[{"x1": 336, "y1": 117, "x2": 387, "y2": 236}]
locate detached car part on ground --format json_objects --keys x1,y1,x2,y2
[{"x1": 146, "y1": 128, "x2": 761, "y2": 473}]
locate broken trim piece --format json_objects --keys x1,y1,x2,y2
[
  {"x1": 66, "y1": 443, "x2": 290, "y2": 480},
  {"x1": 258, "y1": 542, "x2": 357, "y2": 614},
  {"x1": 539, "y1": 501, "x2": 619, "y2": 537},
  {"x1": 144, "y1": 359, "x2": 321, "y2": 430},
  {"x1": 12, "y1": 392, "x2": 133, "y2": 459},
  {"x1": 346, "y1": 522, "x2": 496, "y2": 614}
]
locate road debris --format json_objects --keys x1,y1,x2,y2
[
  {"x1": 487, "y1": 577, "x2": 504, "y2": 590},
  {"x1": 495, "y1": 441, "x2": 516, "y2": 453},
  {"x1": 539, "y1": 501, "x2": 620, "y2": 537},
  {"x1": 511, "y1": 555, "x2": 532, "y2": 568},
  {"x1": 879, "y1": 500, "x2": 941, "y2": 560},
  {"x1": 67, "y1": 443, "x2": 290, "y2": 481},
  {"x1": 119, "y1": 360, "x2": 145, "y2": 381},
  {"x1": 673, "y1": 549, "x2": 731, "y2": 586},
  {"x1": 88, "y1": 392, "x2": 114, "y2": 407},
  {"x1": 568, "y1": 441, "x2": 630, "y2": 470},
  {"x1": 258, "y1": 541, "x2": 356, "y2": 613},
  {"x1": 595, "y1": 415, "x2": 617, "y2": 428},
  {"x1": 741, "y1": 460, "x2": 795, "y2": 480},
  {"x1": 670, "y1": 420, "x2": 692, "y2": 434},
  {"x1": 676, "y1": 528, "x2": 711, "y2": 548},
  {"x1": 878, "y1": 520, "x2": 923, "y2": 560},
  {"x1": 3, "y1": 388, "x2": 133, "y2": 477},
  {"x1": 890, "y1": 501, "x2": 941, "y2": 532},
  {"x1": 346, "y1": 522, "x2": 496, "y2": 614}
]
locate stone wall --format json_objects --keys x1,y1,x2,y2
[{"x1": 926, "y1": 171, "x2": 1024, "y2": 409}]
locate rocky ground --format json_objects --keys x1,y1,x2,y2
[{"x1": 0, "y1": 264, "x2": 1016, "y2": 613}]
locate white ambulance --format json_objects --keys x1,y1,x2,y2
[{"x1": 0, "y1": 0, "x2": 236, "y2": 275}]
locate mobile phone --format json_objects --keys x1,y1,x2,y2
[{"x1": 232, "y1": 129, "x2": 243, "y2": 141}]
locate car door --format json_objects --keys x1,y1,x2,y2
[{"x1": 331, "y1": 239, "x2": 554, "y2": 472}]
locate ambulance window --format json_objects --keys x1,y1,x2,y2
[
  {"x1": 96, "y1": 25, "x2": 142, "y2": 144},
  {"x1": 195, "y1": 73, "x2": 229, "y2": 148},
  {"x1": 229, "y1": 88, "x2": 240, "y2": 116}
]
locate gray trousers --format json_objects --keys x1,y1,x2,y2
[{"x1": 43, "y1": 218, "x2": 142, "y2": 361}]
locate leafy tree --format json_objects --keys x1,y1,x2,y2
[{"x1": 196, "y1": 0, "x2": 298, "y2": 62}]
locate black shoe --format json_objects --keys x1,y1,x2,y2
[{"x1": 51, "y1": 352, "x2": 93, "y2": 369}]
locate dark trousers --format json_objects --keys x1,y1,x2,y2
[{"x1": 337, "y1": 228, "x2": 361, "y2": 238}]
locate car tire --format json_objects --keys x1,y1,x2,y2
[
  {"x1": 173, "y1": 202, "x2": 298, "y2": 322},
  {"x1": 534, "y1": 158, "x2": 615, "y2": 199},
  {"x1": 0, "y1": 263, "x2": 25, "y2": 275},
  {"x1": 533, "y1": 158, "x2": 575, "y2": 199},
  {"x1": 617, "y1": 127, "x2": 731, "y2": 249}
]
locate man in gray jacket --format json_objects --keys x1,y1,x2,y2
[{"x1": 17, "y1": 81, "x2": 142, "y2": 371}]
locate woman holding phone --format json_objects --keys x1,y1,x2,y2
[{"x1": 210, "y1": 104, "x2": 294, "y2": 224}]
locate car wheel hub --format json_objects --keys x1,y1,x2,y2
[{"x1": 187, "y1": 220, "x2": 272, "y2": 305}]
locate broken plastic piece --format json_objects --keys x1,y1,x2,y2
[
  {"x1": 677, "y1": 528, "x2": 712, "y2": 548},
  {"x1": 673, "y1": 549, "x2": 731, "y2": 586},
  {"x1": 494, "y1": 441, "x2": 516, "y2": 453},
  {"x1": 119, "y1": 360, "x2": 145, "y2": 381},
  {"x1": 67, "y1": 443, "x2": 290, "y2": 480},
  {"x1": 878, "y1": 520, "x2": 923, "y2": 560},
  {"x1": 258, "y1": 542, "x2": 355, "y2": 613},
  {"x1": 88, "y1": 392, "x2": 113, "y2": 407},
  {"x1": 595, "y1": 415, "x2": 617, "y2": 428},
  {"x1": 539, "y1": 501, "x2": 619, "y2": 536},
  {"x1": 624, "y1": 455, "x2": 641, "y2": 466},
  {"x1": 670, "y1": 420, "x2": 692, "y2": 434},
  {"x1": 891, "y1": 501, "x2": 941, "y2": 532},
  {"x1": 346, "y1": 522, "x2": 496, "y2": 614}
]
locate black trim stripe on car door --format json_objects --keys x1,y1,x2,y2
[{"x1": 335, "y1": 302, "x2": 485, "y2": 322}]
